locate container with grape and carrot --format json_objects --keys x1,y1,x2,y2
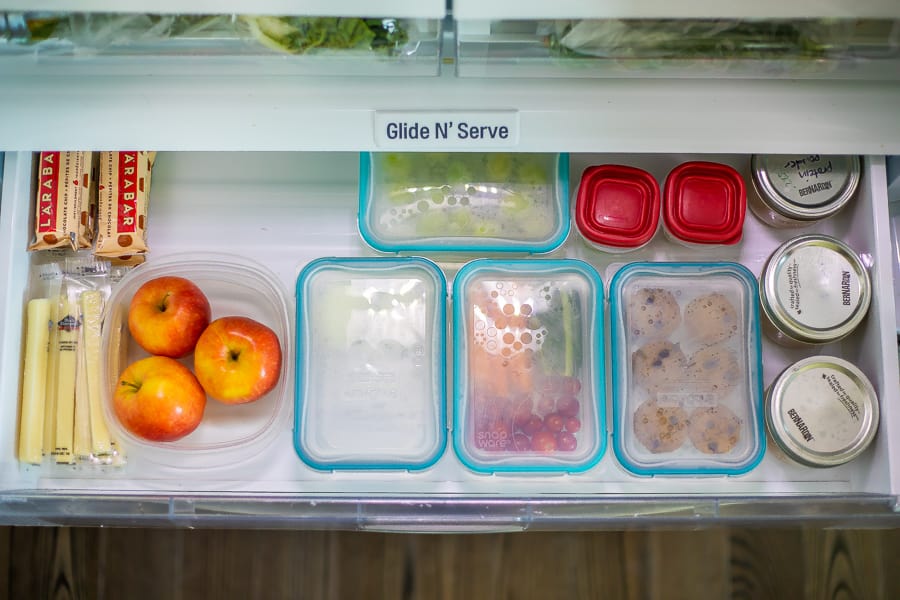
[{"x1": 452, "y1": 259, "x2": 606, "y2": 473}]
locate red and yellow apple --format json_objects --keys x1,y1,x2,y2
[
  {"x1": 128, "y1": 276, "x2": 211, "y2": 358},
  {"x1": 193, "y1": 316, "x2": 282, "y2": 405},
  {"x1": 113, "y1": 356, "x2": 207, "y2": 442}
]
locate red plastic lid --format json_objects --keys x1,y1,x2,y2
[
  {"x1": 663, "y1": 161, "x2": 746, "y2": 245},
  {"x1": 575, "y1": 165, "x2": 660, "y2": 249}
]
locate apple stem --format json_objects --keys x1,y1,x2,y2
[
  {"x1": 119, "y1": 381, "x2": 141, "y2": 393},
  {"x1": 157, "y1": 292, "x2": 171, "y2": 312}
]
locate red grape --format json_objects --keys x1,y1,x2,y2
[
  {"x1": 512, "y1": 433, "x2": 531, "y2": 451},
  {"x1": 544, "y1": 413, "x2": 565, "y2": 433},
  {"x1": 556, "y1": 432, "x2": 577, "y2": 452},
  {"x1": 556, "y1": 395, "x2": 580, "y2": 418},
  {"x1": 531, "y1": 431, "x2": 557, "y2": 453},
  {"x1": 564, "y1": 416, "x2": 582, "y2": 433},
  {"x1": 536, "y1": 395, "x2": 556, "y2": 416},
  {"x1": 521, "y1": 415, "x2": 543, "y2": 436}
]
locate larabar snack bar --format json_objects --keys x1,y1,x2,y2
[
  {"x1": 95, "y1": 151, "x2": 156, "y2": 260},
  {"x1": 28, "y1": 151, "x2": 94, "y2": 251}
]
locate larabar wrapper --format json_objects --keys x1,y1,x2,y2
[
  {"x1": 95, "y1": 151, "x2": 156, "y2": 260},
  {"x1": 28, "y1": 151, "x2": 94, "y2": 251}
]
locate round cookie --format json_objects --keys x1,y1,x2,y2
[
  {"x1": 688, "y1": 405, "x2": 742, "y2": 454},
  {"x1": 632, "y1": 340, "x2": 687, "y2": 395},
  {"x1": 633, "y1": 400, "x2": 689, "y2": 454},
  {"x1": 686, "y1": 346, "x2": 741, "y2": 399},
  {"x1": 626, "y1": 287, "x2": 681, "y2": 339},
  {"x1": 684, "y1": 292, "x2": 739, "y2": 345}
]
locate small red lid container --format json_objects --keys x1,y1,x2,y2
[
  {"x1": 575, "y1": 165, "x2": 660, "y2": 250},
  {"x1": 663, "y1": 161, "x2": 746, "y2": 245}
]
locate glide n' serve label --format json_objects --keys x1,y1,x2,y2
[{"x1": 373, "y1": 110, "x2": 519, "y2": 149}]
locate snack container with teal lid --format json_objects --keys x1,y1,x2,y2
[
  {"x1": 609, "y1": 262, "x2": 765, "y2": 476},
  {"x1": 294, "y1": 257, "x2": 447, "y2": 470},
  {"x1": 452, "y1": 259, "x2": 605, "y2": 473},
  {"x1": 359, "y1": 153, "x2": 570, "y2": 254}
]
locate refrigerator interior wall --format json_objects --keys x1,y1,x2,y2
[{"x1": 0, "y1": 152, "x2": 898, "y2": 517}]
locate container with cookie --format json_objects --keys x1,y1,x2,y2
[
  {"x1": 452, "y1": 259, "x2": 605, "y2": 473},
  {"x1": 609, "y1": 262, "x2": 765, "y2": 476}
]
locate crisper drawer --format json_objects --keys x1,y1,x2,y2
[{"x1": 0, "y1": 151, "x2": 898, "y2": 529}]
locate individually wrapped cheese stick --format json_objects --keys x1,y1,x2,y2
[
  {"x1": 52, "y1": 294, "x2": 78, "y2": 464},
  {"x1": 73, "y1": 331, "x2": 92, "y2": 459},
  {"x1": 19, "y1": 299, "x2": 51, "y2": 464},
  {"x1": 81, "y1": 290, "x2": 111, "y2": 456}
]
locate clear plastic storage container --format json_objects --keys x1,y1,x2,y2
[
  {"x1": 609, "y1": 262, "x2": 765, "y2": 476},
  {"x1": 452, "y1": 258, "x2": 605, "y2": 473},
  {"x1": 294, "y1": 257, "x2": 447, "y2": 470},
  {"x1": 358, "y1": 152, "x2": 570, "y2": 254},
  {"x1": 101, "y1": 253, "x2": 293, "y2": 469}
]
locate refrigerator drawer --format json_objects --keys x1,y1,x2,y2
[{"x1": 0, "y1": 151, "x2": 898, "y2": 528}]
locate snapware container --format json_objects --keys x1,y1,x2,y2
[
  {"x1": 575, "y1": 164, "x2": 660, "y2": 253},
  {"x1": 452, "y1": 259, "x2": 605, "y2": 473},
  {"x1": 663, "y1": 161, "x2": 746, "y2": 247},
  {"x1": 101, "y1": 253, "x2": 293, "y2": 469},
  {"x1": 358, "y1": 153, "x2": 570, "y2": 254},
  {"x1": 759, "y1": 234, "x2": 872, "y2": 346},
  {"x1": 765, "y1": 356, "x2": 879, "y2": 468},
  {"x1": 295, "y1": 257, "x2": 447, "y2": 471},
  {"x1": 609, "y1": 262, "x2": 765, "y2": 476},
  {"x1": 750, "y1": 154, "x2": 861, "y2": 228}
]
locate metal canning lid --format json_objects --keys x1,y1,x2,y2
[
  {"x1": 765, "y1": 356, "x2": 879, "y2": 467},
  {"x1": 751, "y1": 155, "x2": 860, "y2": 221},
  {"x1": 760, "y1": 234, "x2": 871, "y2": 344}
]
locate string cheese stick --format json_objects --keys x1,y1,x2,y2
[
  {"x1": 19, "y1": 298, "x2": 50, "y2": 464},
  {"x1": 73, "y1": 329, "x2": 91, "y2": 458},
  {"x1": 81, "y1": 290, "x2": 111, "y2": 455},
  {"x1": 42, "y1": 296, "x2": 61, "y2": 455},
  {"x1": 54, "y1": 296, "x2": 78, "y2": 464}
]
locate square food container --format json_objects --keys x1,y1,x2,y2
[
  {"x1": 609, "y1": 262, "x2": 765, "y2": 476},
  {"x1": 295, "y1": 257, "x2": 447, "y2": 470},
  {"x1": 101, "y1": 253, "x2": 293, "y2": 469},
  {"x1": 575, "y1": 164, "x2": 660, "y2": 253},
  {"x1": 452, "y1": 259, "x2": 605, "y2": 473},
  {"x1": 663, "y1": 161, "x2": 746, "y2": 246},
  {"x1": 358, "y1": 153, "x2": 570, "y2": 253}
]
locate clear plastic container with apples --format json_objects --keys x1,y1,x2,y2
[{"x1": 100, "y1": 253, "x2": 293, "y2": 469}]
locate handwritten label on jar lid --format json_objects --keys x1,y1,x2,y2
[
  {"x1": 767, "y1": 356, "x2": 878, "y2": 467},
  {"x1": 752, "y1": 155, "x2": 860, "y2": 218}
]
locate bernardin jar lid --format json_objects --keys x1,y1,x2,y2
[
  {"x1": 663, "y1": 161, "x2": 746, "y2": 245},
  {"x1": 760, "y1": 234, "x2": 871, "y2": 344},
  {"x1": 575, "y1": 165, "x2": 660, "y2": 249},
  {"x1": 766, "y1": 356, "x2": 879, "y2": 468},
  {"x1": 751, "y1": 155, "x2": 861, "y2": 221}
]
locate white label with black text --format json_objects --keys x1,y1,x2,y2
[{"x1": 373, "y1": 111, "x2": 519, "y2": 149}]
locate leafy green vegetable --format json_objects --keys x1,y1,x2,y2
[
  {"x1": 536, "y1": 288, "x2": 582, "y2": 377},
  {"x1": 242, "y1": 16, "x2": 408, "y2": 55}
]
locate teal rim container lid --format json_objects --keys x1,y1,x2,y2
[
  {"x1": 294, "y1": 257, "x2": 447, "y2": 471},
  {"x1": 609, "y1": 262, "x2": 765, "y2": 476},
  {"x1": 452, "y1": 259, "x2": 606, "y2": 473},
  {"x1": 358, "y1": 153, "x2": 570, "y2": 254}
]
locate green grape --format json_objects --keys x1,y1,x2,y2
[
  {"x1": 515, "y1": 155, "x2": 550, "y2": 185},
  {"x1": 387, "y1": 190, "x2": 416, "y2": 206},
  {"x1": 485, "y1": 153, "x2": 514, "y2": 181},
  {"x1": 446, "y1": 161, "x2": 474, "y2": 185},
  {"x1": 416, "y1": 210, "x2": 446, "y2": 236},
  {"x1": 517, "y1": 210, "x2": 554, "y2": 238},
  {"x1": 472, "y1": 219, "x2": 502, "y2": 237},
  {"x1": 380, "y1": 153, "x2": 413, "y2": 184},
  {"x1": 502, "y1": 191, "x2": 532, "y2": 212}
]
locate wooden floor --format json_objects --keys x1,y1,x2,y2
[{"x1": 1, "y1": 527, "x2": 898, "y2": 599}]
